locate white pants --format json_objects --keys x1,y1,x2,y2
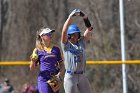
[{"x1": 64, "y1": 73, "x2": 92, "y2": 93}]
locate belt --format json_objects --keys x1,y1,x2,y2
[
  {"x1": 40, "y1": 70, "x2": 58, "y2": 76},
  {"x1": 66, "y1": 71, "x2": 84, "y2": 74}
]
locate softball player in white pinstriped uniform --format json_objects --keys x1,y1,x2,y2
[{"x1": 61, "y1": 9, "x2": 93, "y2": 93}]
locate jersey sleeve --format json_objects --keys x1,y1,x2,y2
[
  {"x1": 61, "y1": 40, "x2": 70, "y2": 51},
  {"x1": 31, "y1": 48, "x2": 39, "y2": 60}
]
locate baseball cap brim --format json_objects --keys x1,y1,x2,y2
[{"x1": 39, "y1": 28, "x2": 55, "y2": 36}]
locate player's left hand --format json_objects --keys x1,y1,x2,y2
[
  {"x1": 47, "y1": 75, "x2": 62, "y2": 92},
  {"x1": 79, "y1": 10, "x2": 85, "y2": 17}
]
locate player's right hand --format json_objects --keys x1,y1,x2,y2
[{"x1": 69, "y1": 9, "x2": 81, "y2": 17}]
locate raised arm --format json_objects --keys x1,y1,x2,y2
[
  {"x1": 83, "y1": 17, "x2": 93, "y2": 41},
  {"x1": 61, "y1": 9, "x2": 80, "y2": 44},
  {"x1": 80, "y1": 11, "x2": 93, "y2": 42},
  {"x1": 61, "y1": 17, "x2": 72, "y2": 44}
]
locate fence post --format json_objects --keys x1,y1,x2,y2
[{"x1": 119, "y1": 0, "x2": 128, "y2": 93}]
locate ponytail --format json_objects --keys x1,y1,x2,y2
[{"x1": 36, "y1": 29, "x2": 44, "y2": 51}]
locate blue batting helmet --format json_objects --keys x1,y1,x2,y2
[{"x1": 67, "y1": 24, "x2": 80, "y2": 35}]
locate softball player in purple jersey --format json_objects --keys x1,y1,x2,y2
[
  {"x1": 61, "y1": 9, "x2": 93, "y2": 93},
  {"x1": 30, "y1": 27, "x2": 64, "y2": 93}
]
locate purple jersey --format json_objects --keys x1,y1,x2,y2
[
  {"x1": 32, "y1": 44, "x2": 63, "y2": 80},
  {"x1": 32, "y1": 44, "x2": 62, "y2": 93}
]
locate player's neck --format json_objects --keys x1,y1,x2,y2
[{"x1": 44, "y1": 41, "x2": 52, "y2": 48}]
